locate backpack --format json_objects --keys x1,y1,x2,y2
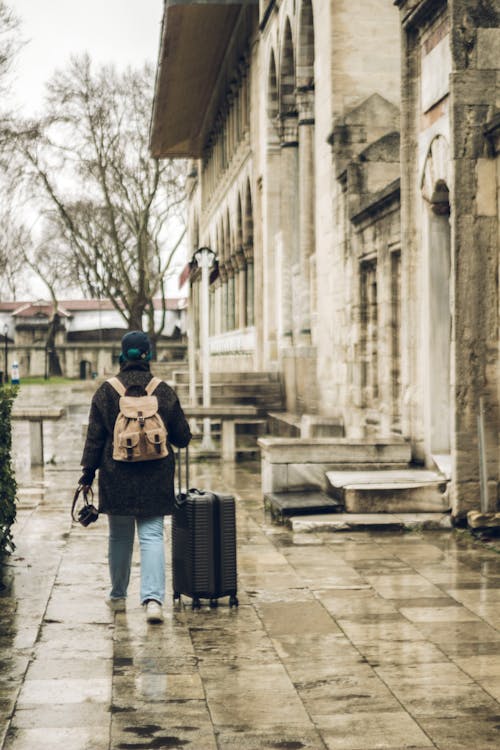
[{"x1": 107, "y1": 376, "x2": 169, "y2": 462}]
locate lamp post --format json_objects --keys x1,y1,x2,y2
[
  {"x1": 3, "y1": 324, "x2": 8, "y2": 385},
  {"x1": 192, "y1": 246, "x2": 216, "y2": 450}
]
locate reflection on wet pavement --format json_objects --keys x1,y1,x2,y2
[{"x1": 1, "y1": 384, "x2": 500, "y2": 748}]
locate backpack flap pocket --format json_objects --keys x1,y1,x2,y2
[
  {"x1": 144, "y1": 427, "x2": 168, "y2": 458},
  {"x1": 115, "y1": 430, "x2": 141, "y2": 461}
]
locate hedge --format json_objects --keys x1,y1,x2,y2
[{"x1": 0, "y1": 385, "x2": 18, "y2": 558}]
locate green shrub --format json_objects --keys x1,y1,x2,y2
[{"x1": 0, "y1": 385, "x2": 18, "y2": 558}]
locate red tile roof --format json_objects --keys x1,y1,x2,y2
[{"x1": 0, "y1": 297, "x2": 187, "y2": 314}]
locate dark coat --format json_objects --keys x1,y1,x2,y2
[{"x1": 81, "y1": 361, "x2": 191, "y2": 517}]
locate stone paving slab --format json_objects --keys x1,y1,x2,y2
[
  {"x1": 2, "y1": 395, "x2": 500, "y2": 749},
  {"x1": 287, "y1": 513, "x2": 453, "y2": 532}
]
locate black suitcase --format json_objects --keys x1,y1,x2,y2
[{"x1": 172, "y1": 448, "x2": 238, "y2": 609}]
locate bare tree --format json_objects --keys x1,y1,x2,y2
[
  {"x1": 0, "y1": 1, "x2": 20, "y2": 94},
  {"x1": 8, "y1": 55, "x2": 186, "y2": 347},
  {"x1": 0, "y1": 207, "x2": 28, "y2": 299},
  {"x1": 0, "y1": 1, "x2": 21, "y2": 155},
  {"x1": 24, "y1": 225, "x2": 77, "y2": 376}
]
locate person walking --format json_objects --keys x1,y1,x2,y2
[{"x1": 79, "y1": 330, "x2": 191, "y2": 624}]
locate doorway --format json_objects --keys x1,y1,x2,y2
[{"x1": 426, "y1": 180, "x2": 451, "y2": 455}]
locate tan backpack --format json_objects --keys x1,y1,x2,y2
[{"x1": 107, "y1": 377, "x2": 169, "y2": 462}]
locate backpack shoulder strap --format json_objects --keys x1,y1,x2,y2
[
  {"x1": 107, "y1": 377, "x2": 126, "y2": 396},
  {"x1": 145, "y1": 376, "x2": 162, "y2": 396}
]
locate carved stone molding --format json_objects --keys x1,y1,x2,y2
[
  {"x1": 280, "y1": 114, "x2": 298, "y2": 146},
  {"x1": 297, "y1": 89, "x2": 315, "y2": 124}
]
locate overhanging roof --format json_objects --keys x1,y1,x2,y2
[{"x1": 151, "y1": 0, "x2": 255, "y2": 159}]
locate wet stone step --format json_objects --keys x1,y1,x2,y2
[
  {"x1": 264, "y1": 490, "x2": 343, "y2": 522},
  {"x1": 325, "y1": 469, "x2": 450, "y2": 513}
]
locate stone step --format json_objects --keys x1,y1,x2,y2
[
  {"x1": 174, "y1": 388, "x2": 283, "y2": 411},
  {"x1": 286, "y1": 512, "x2": 453, "y2": 533},
  {"x1": 258, "y1": 437, "x2": 412, "y2": 465},
  {"x1": 188, "y1": 433, "x2": 261, "y2": 460},
  {"x1": 173, "y1": 370, "x2": 281, "y2": 385},
  {"x1": 267, "y1": 412, "x2": 344, "y2": 438},
  {"x1": 264, "y1": 491, "x2": 342, "y2": 523},
  {"x1": 325, "y1": 469, "x2": 450, "y2": 513},
  {"x1": 267, "y1": 412, "x2": 301, "y2": 437},
  {"x1": 174, "y1": 383, "x2": 283, "y2": 398}
]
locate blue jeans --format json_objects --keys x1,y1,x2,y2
[{"x1": 108, "y1": 515, "x2": 165, "y2": 605}]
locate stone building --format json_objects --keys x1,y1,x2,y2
[
  {"x1": 0, "y1": 298, "x2": 187, "y2": 379},
  {"x1": 150, "y1": 0, "x2": 500, "y2": 519}
]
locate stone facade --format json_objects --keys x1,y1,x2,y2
[
  {"x1": 151, "y1": 0, "x2": 500, "y2": 517},
  {"x1": 396, "y1": 0, "x2": 500, "y2": 516}
]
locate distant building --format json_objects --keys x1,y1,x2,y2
[
  {"x1": 0, "y1": 297, "x2": 187, "y2": 378},
  {"x1": 150, "y1": 0, "x2": 500, "y2": 520}
]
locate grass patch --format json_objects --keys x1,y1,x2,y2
[{"x1": 15, "y1": 376, "x2": 76, "y2": 386}]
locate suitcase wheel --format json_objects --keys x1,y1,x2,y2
[
  {"x1": 209, "y1": 598, "x2": 218, "y2": 608},
  {"x1": 173, "y1": 592, "x2": 181, "y2": 602},
  {"x1": 229, "y1": 595, "x2": 239, "y2": 608},
  {"x1": 192, "y1": 597, "x2": 201, "y2": 610}
]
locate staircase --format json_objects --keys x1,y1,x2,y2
[
  {"x1": 259, "y1": 436, "x2": 451, "y2": 521},
  {"x1": 171, "y1": 370, "x2": 284, "y2": 412},
  {"x1": 171, "y1": 370, "x2": 285, "y2": 459}
]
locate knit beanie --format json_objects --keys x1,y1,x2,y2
[{"x1": 120, "y1": 330, "x2": 151, "y2": 362}]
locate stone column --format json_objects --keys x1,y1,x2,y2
[
  {"x1": 235, "y1": 247, "x2": 247, "y2": 329},
  {"x1": 218, "y1": 262, "x2": 228, "y2": 333},
  {"x1": 213, "y1": 278, "x2": 222, "y2": 336},
  {"x1": 297, "y1": 88, "x2": 315, "y2": 344},
  {"x1": 226, "y1": 259, "x2": 236, "y2": 331},
  {"x1": 243, "y1": 243, "x2": 254, "y2": 326},
  {"x1": 279, "y1": 114, "x2": 299, "y2": 347}
]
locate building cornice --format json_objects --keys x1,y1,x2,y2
[
  {"x1": 350, "y1": 178, "x2": 401, "y2": 226},
  {"x1": 394, "y1": 0, "x2": 447, "y2": 29}
]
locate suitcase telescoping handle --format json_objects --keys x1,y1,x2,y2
[{"x1": 176, "y1": 446, "x2": 190, "y2": 498}]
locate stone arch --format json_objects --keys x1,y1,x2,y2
[
  {"x1": 219, "y1": 218, "x2": 225, "y2": 262},
  {"x1": 267, "y1": 49, "x2": 280, "y2": 145},
  {"x1": 236, "y1": 193, "x2": 243, "y2": 252},
  {"x1": 244, "y1": 180, "x2": 254, "y2": 326},
  {"x1": 421, "y1": 135, "x2": 451, "y2": 204},
  {"x1": 297, "y1": 0, "x2": 314, "y2": 90},
  {"x1": 243, "y1": 179, "x2": 254, "y2": 252},
  {"x1": 225, "y1": 208, "x2": 235, "y2": 330},
  {"x1": 296, "y1": 0, "x2": 316, "y2": 343},
  {"x1": 225, "y1": 208, "x2": 232, "y2": 258},
  {"x1": 280, "y1": 19, "x2": 296, "y2": 117}
]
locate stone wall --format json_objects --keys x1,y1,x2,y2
[
  {"x1": 396, "y1": 0, "x2": 500, "y2": 516},
  {"x1": 3, "y1": 342, "x2": 186, "y2": 380},
  {"x1": 180, "y1": 0, "x2": 499, "y2": 519}
]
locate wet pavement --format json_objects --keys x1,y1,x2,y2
[{"x1": 1, "y1": 384, "x2": 500, "y2": 749}]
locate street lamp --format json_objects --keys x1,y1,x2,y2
[
  {"x1": 192, "y1": 246, "x2": 216, "y2": 451},
  {"x1": 3, "y1": 324, "x2": 8, "y2": 385}
]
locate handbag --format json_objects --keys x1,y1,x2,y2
[{"x1": 71, "y1": 485, "x2": 99, "y2": 527}]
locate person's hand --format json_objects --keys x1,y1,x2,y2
[{"x1": 78, "y1": 469, "x2": 95, "y2": 487}]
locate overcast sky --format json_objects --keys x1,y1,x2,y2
[
  {"x1": 6, "y1": 1, "x2": 189, "y2": 301},
  {"x1": 10, "y1": 0, "x2": 164, "y2": 115}
]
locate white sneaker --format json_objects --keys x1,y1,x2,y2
[
  {"x1": 145, "y1": 599, "x2": 164, "y2": 624},
  {"x1": 107, "y1": 597, "x2": 126, "y2": 612}
]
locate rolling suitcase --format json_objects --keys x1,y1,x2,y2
[{"x1": 172, "y1": 448, "x2": 238, "y2": 609}]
